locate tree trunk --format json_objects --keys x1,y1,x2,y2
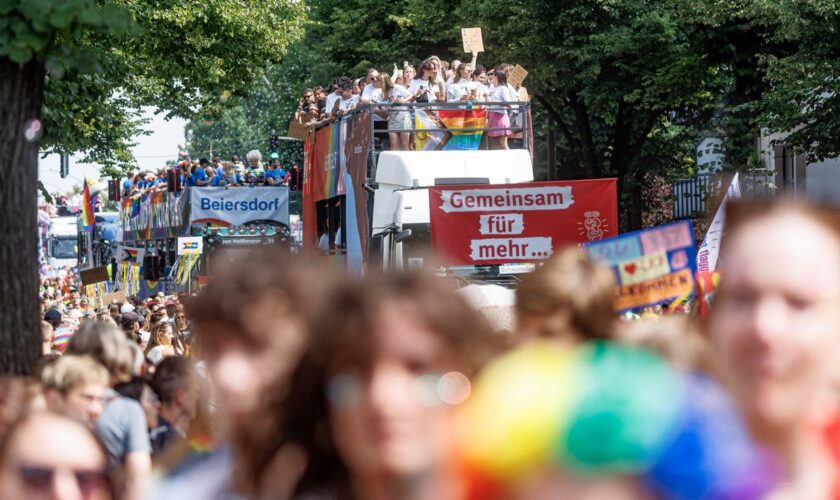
[{"x1": 0, "y1": 58, "x2": 45, "y2": 375}]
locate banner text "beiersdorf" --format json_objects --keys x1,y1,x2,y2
[{"x1": 199, "y1": 198, "x2": 284, "y2": 212}]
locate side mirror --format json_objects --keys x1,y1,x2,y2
[{"x1": 394, "y1": 228, "x2": 412, "y2": 244}]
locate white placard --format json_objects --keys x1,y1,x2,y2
[{"x1": 178, "y1": 237, "x2": 204, "y2": 255}]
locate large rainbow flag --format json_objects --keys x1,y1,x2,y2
[
  {"x1": 81, "y1": 177, "x2": 96, "y2": 232},
  {"x1": 415, "y1": 108, "x2": 487, "y2": 151}
]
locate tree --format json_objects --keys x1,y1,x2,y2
[
  {"x1": 464, "y1": 0, "x2": 721, "y2": 227},
  {"x1": 756, "y1": 1, "x2": 840, "y2": 161},
  {"x1": 0, "y1": 0, "x2": 304, "y2": 374}
]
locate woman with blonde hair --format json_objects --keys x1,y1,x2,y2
[{"x1": 144, "y1": 322, "x2": 179, "y2": 366}]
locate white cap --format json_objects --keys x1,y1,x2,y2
[{"x1": 120, "y1": 303, "x2": 135, "y2": 314}]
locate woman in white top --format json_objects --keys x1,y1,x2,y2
[
  {"x1": 408, "y1": 57, "x2": 445, "y2": 103},
  {"x1": 381, "y1": 75, "x2": 412, "y2": 151},
  {"x1": 487, "y1": 64, "x2": 519, "y2": 150},
  {"x1": 446, "y1": 62, "x2": 479, "y2": 102},
  {"x1": 144, "y1": 322, "x2": 177, "y2": 366}
]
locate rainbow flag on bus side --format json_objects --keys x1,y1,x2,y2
[{"x1": 414, "y1": 108, "x2": 487, "y2": 151}]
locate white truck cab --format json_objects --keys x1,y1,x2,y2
[
  {"x1": 47, "y1": 216, "x2": 79, "y2": 272},
  {"x1": 371, "y1": 149, "x2": 534, "y2": 271}
]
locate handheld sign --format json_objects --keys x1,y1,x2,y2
[
  {"x1": 177, "y1": 237, "x2": 203, "y2": 255},
  {"x1": 79, "y1": 266, "x2": 110, "y2": 286},
  {"x1": 508, "y1": 65, "x2": 529, "y2": 88},
  {"x1": 586, "y1": 221, "x2": 697, "y2": 312},
  {"x1": 462, "y1": 27, "x2": 484, "y2": 53}
]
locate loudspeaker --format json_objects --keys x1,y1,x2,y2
[
  {"x1": 167, "y1": 168, "x2": 181, "y2": 192},
  {"x1": 108, "y1": 179, "x2": 121, "y2": 202},
  {"x1": 143, "y1": 255, "x2": 160, "y2": 280}
]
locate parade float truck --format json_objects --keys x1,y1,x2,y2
[
  {"x1": 115, "y1": 186, "x2": 291, "y2": 297},
  {"x1": 302, "y1": 101, "x2": 619, "y2": 281},
  {"x1": 47, "y1": 216, "x2": 79, "y2": 273}
]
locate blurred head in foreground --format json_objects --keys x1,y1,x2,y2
[
  {"x1": 457, "y1": 341, "x2": 773, "y2": 500},
  {"x1": 708, "y1": 200, "x2": 840, "y2": 494},
  {"x1": 0, "y1": 412, "x2": 111, "y2": 500},
  {"x1": 516, "y1": 247, "x2": 616, "y2": 343},
  {"x1": 240, "y1": 271, "x2": 503, "y2": 498},
  {"x1": 188, "y1": 249, "x2": 335, "y2": 430}
]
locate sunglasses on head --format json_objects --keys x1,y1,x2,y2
[{"x1": 19, "y1": 465, "x2": 110, "y2": 496}]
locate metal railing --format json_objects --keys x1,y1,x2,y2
[
  {"x1": 672, "y1": 174, "x2": 713, "y2": 220},
  {"x1": 672, "y1": 170, "x2": 778, "y2": 220},
  {"x1": 303, "y1": 101, "x2": 532, "y2": 154}
]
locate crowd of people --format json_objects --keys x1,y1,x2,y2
[
  {"x1": 120, "y1": 152, "x2": 301, "y2": 200},
  {"x1": 295, "y1": 54, "x2": 524, "y2": 150},
  {"x1": 8, "y1": 197, "x2": 840, "y2": 499}
]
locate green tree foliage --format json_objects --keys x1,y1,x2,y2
[
  {"x1": 0, "y1": 0, "x2": 304, "y2": 373},
  {"x1": 757, "y1": 1, "x2": 840, "y2": 161}
]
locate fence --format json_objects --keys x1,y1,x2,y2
[{"x1": 672, "y1": 170, "x2": 777, "y2": 220}]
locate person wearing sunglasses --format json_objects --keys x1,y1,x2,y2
[{"x1": 0, "y1": 412, "x2": 112, "y2": 500}]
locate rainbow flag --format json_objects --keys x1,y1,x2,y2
[
  {"x1": 81, "y1": 177, "x2": 96, "y2": 232},
  {"x1": 51, "y1": 330, "x2": 73, "y2": 353},
  {"x1": 414, "y1": 108, "x2": 486, "y2": 151}
]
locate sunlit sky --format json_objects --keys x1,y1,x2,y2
[{"x1": 38, "y1": 109, "x2": 187, "y2": 194}]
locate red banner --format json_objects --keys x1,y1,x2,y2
[{"x1": 429, "y1": 179, "x2": 618, "y2": 265}]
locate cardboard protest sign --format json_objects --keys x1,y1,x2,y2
[
  {"x1": 287, "y1": 118, "x2": 309, "y2": 141},
  {"x1": 79, "y1": 266, "x2": 109, "y2": 286},
  {"x1": 461, "y1": 27, "x2": 484, "y2": 53},
  {"x1": 102, "y1": 290, "x2": 126, "y2": 304},
  {"x1": 508, "y1": 65, "x2": 529, "y2": 88},
  {"x1": 586, "y1": 221, "x2": 696, "y2": 312},
  {"x1": 429, "y1": 180, "x2": 618, "y2": 265}
]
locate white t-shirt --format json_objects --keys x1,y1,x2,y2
[
  {"x1": 325, "y1": 91, "x2": 341, "y2": 115},
  {"x1": 361, "y1": 83, "x2": 385, "y2": 121},
  {"x1": 386, "y1": 84, "x2": 412, "y2": 110},
  {"x1": 147, "y1": 345, "x2": 172, "y2": 365},
  {"x1": 446, "y1": 79, "x2": 479, "y2": 102},
  {"x1": 360, "y1": 83, "x2": 384, "y2": 103},
  {"x1": 337, "y1": 95, "x2": 359, "y2": 113},
  {"x1": 490, "y1": 83, "x2": 518, "y2": 103},
  {"x1": 408, "y1": 78, "x2": 444, "y2": 103}
]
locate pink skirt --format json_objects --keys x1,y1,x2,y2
[{"x1": 488, "y1": 111, "x2": 511, "y2": 137}]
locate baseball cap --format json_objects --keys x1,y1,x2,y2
[
  {"x1": 120, "y1": 303, "x2": 135, "y2": 314},
  {"x1": 44, "y1": 308, "x2": 62, "y2": 324},
  {"x1": 121, "y1": 312, "x2": 141, "y2": 328},
  {"x1": 270, "y1": 152, "x2": 279, "y2": 160}
]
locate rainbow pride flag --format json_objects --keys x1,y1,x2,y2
[
  {"x1": 414, "y1": 108, "x2": 487, "y2": 151},
  {"x1": 81, "y1": 177, "x2": 96, "y2": 232},
  {"x1": 51, "y1": 330, "x2": 73, "y2": 352}
]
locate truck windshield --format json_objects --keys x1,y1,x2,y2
[{"x1": 51, "y1": 237, "x2": 77, "y2": 259}]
